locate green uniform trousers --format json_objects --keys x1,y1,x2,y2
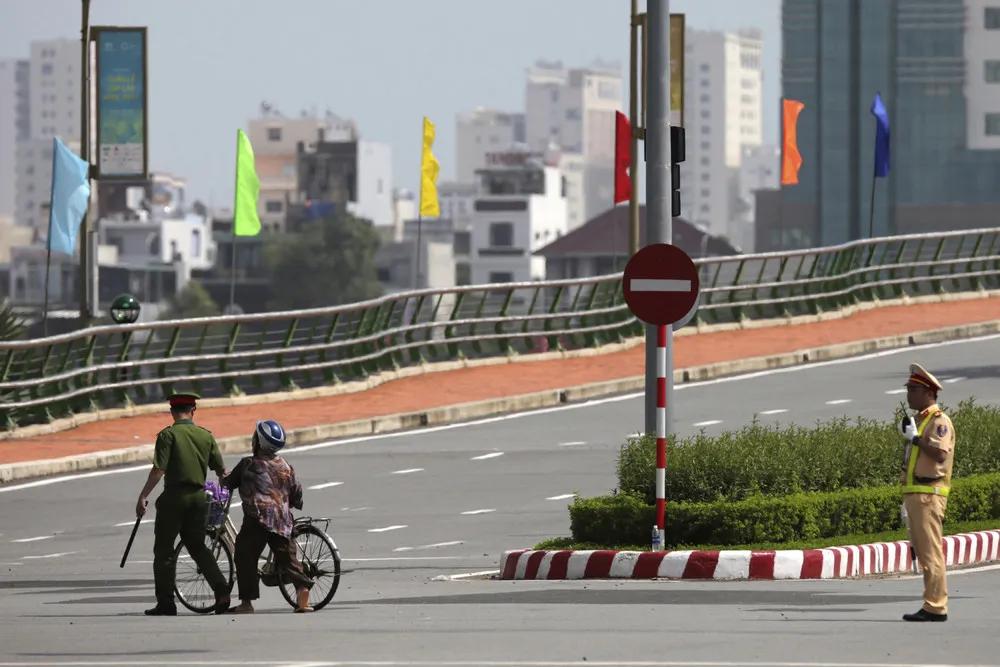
[{"x1": 152, "y1": 488, "x2": 229, "y2": 605}]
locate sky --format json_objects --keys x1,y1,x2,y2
[{"x1": 1, "y1": 0, "x2": 781, "y2": 208}]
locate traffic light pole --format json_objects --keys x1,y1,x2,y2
[{"x1": 643, "y1": 0, "x2": 672, "y2": 438}]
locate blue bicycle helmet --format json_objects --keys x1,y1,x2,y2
[{"x1": 255, "y1": 419, "x2": 287, "y2": 456}]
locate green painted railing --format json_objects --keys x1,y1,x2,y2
[{"x1": 2, "y1": 227, "x2": 999, "y2": 431}]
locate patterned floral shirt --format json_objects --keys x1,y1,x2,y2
[{"x1": 223, "y1": 455, "x2": 303, "y2": 537}]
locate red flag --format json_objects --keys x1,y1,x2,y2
[{"x1": 614, "y1": 111, "x2": 631, "y2": 203}]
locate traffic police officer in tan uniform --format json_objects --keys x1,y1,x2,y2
[
  {"x1": 135, "y1": 392, "x2": 232, "y2": 616},
  {"x1": 898, "y1": 363, "x2": 954, "y2": 622}
]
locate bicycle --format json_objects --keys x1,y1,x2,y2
[{"x1": 172, "y1": 481, "x2": 342, "y2": 613}]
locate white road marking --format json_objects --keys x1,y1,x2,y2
[
  {"x1": 558, "y1": 441, "x2": 587, "y2": 446},
  {"x1": 22, "y1": 551, "x2": 77, "y2": 560},
  {"x1": 308, "y1": 481, "x2": 344, "y2": 490},
  {"x1": 470, "y1": 452, "x2": 504, "y2": 460},
  {"x1": 391, "y1": 468, "x2": 424, "y2": 475},
  {"x1": 460, "y1": 508, "x2": 495, "y2": 515},
  {"x1": 547, "y1": 493, "x2": 576, "y2": 500},
  {"x1": 945, "y1": 376, "x2": 965, "y2": 383},
  {"x1": 340, "y1": 506, "x2": 371, "y2": 512},
  {"x1": 825, "y1": 399, "x2": 852, "y2": 405},
  {"x1": 114, "y1": 519, "x2": 151, "y2": 527},
  {"x1": 631, "y1": 278, "x2": 692, "y2": 292},
  {"x1": 342, "y1": 556, "x2": 482, "y2": 562},
  {"x1": 394, "y1": 540, "x2": 465, "y2": 553},
  {"x1": 0, "y1": 562, "x2": 22, "y2": 566},
  {"x1": 10, "y1": 535, "x2": 53, "y2": 543},
  {"x1": 432, "y1": 569, "x2": 501, "y2": 581},
  {"x1": 759, "y1": 409, "x2": 788, "y2": 415},
  {"x1": 6, "y1": 332, "x2": 1000, "y2": 495},
  {"x1": 885, "y1": 388, "x2": 906, "y2": 395},
  {"x1": 693, "y1": 420, "x2": 722, "y2": 427},
  {"x1": 367, "y1": 525, "x2": 407, "y2": 533}
]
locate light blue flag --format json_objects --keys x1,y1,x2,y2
[{"x1": 46, "y1": 137, "x2": 91, "y2": 256}]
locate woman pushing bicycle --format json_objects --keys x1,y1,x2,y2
[{"x1": 221, "y1": 419, "x2": 315, "y2": 613}]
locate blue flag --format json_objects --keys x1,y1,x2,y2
[
  {"x1": 46, "y1": 137, "x2": 91, "y2": 256},
  {"x1": 871, "y1": 92, "x2": 890, "y2": 178}
]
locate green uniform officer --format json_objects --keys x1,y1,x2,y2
[{"x1": 134, "y1": 392, "x2": 232, "y2": 616}]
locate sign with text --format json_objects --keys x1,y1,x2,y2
[
  {"x1": 485, "y1": 151, "x2": 542, "y2": 166},
  {"x1": 93, "y1": 26, "x2": 148, "y2": 180}
]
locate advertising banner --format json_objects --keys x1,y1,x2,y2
[
  {"x1": 671, "y1": 13, "x2": 685, "y2": 127},
  {"x1": 93, "y1": 26, "x2": 148, "y2": 180}
]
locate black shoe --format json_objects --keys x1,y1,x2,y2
[
  {"x1": 903, "y1": 608, "x2": 947, "y2": 622},
  {"x1": 213, "y1": 591, "x2": 231, "y2": 615},
  {"x1": 144, "y1": 604, "x2": 177, "y2": 616}
]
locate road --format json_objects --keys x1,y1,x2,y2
[{"x1": 1, "y1": 333, "x2": 999, "y2": 664}]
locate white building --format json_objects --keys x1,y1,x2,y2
[
  {"x1": 15, "y1": 137, "x2": 82, "y2": 231},
  {"x1": 678, "y1": 28, "x2": 764, "y2": 239},
  {"x1": 455, "y1": 107, "x2": 525, "y2": 182},
  {"x1": 965, "y1": 0, "x2": 1000, "y2": 149},
  {"x1": 522, "y1": 60, "x2": 623, "y2": 229},
  {"x1": 349, "y1": 139, "x2": 393, "y2": 229},
  {"x1": 469, "y1": 149, "x2": 567, "y2": 287},
  {"x1": 28, "y1": 39, "x2": 81, "y2": 144},
  {"x1": 98, "y1": 210, "x2": 216, "y2": 272},
  {"x1": 0, "y1": 59, "x2": 29, "y2": 219}
]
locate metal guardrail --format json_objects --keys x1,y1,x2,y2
[{"x1": 2, "y1": 227, "x2": 999, "y2": 430}]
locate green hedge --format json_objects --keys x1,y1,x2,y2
[
  {"x1": 617, "y1": 398, "x2": 1000, "y2": 504},
  {"x1": 570, "y1": 473, "x2": 1000, "y2": 549}
]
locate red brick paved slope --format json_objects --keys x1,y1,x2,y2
[{"x1": 2, "y1": 298, "x2": 998, "y2": 466}]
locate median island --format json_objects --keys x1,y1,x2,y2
[{"x1": 537, "y1": 398, "x2": 1000, "y2": 552}]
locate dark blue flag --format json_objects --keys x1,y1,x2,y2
[{"x1": 871, "y1": 93, "x2": 890, "y2": 177}]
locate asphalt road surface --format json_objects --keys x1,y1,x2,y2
[{"x1": 2, "y1": 333, "x2": 1000, "y2": 665}]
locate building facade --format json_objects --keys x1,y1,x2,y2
[
  {"x1": 455, "y1": 107, "x2": 525, "y2": 183},
  {"x1": 0, "y1": 59, "x2": 30, "y2": 219},
  {"x1": 678, "y1": 28, "x2": 764, "y2": 239},
  {"x1": 468, "y1": 150, "x2": 567, "y2": 287},
  {"x1": 780, "y1": 0, "x2": 1000, "y2": 250}
]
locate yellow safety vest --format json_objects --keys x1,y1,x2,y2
[{"x1": 901, "y1": 410, "x2": 950, "y2": 496}]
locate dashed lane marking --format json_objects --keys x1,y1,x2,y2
[
  {"x1": 10, "y1": 536, "x2": 53, "y2": 543},
  {"x1": 470, "y1": 452, "x2": 504, "y2": 460},
  {"x1": 693, "y1": 420, "x2": 722, "y2": 427},
  {"x1": 367, "y1": 525, "x2": 407, "y2": 533},
  {"x1": 309, "y1": 481, "x2": 344, "y2": 490},
  {"x1": 459, "y1": 509, "x2": 495, "y2": 515},
  {"x1": 759, "y1": 409, "x2": 788, "y2": 415},
  {"x1": 546, "y1": 494, "x2": 576, "y2": 500},
  {"x1": 391, "y1": 468, "x2": 424, "y2": 475},
  {"x1": 558, "y1": 441, "x2": 587, "y2": 446},
  {"x1": 825, "y1": 399, "x2": 852, "y2": 405}
]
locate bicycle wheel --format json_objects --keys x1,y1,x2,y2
[
  {"x1": 173, "y1": 534, "x2": 234, "y2": 614},
  {"x1": 278, "y1": 524, "x2": 341, "y2": 611}
]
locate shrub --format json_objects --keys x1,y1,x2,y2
[
  {"x1": 617, "y1": 399, "x2": 1000, "y2": 504},
  {"x1": 570, "y1": 473, "x2": 1000, "y2": 548}
]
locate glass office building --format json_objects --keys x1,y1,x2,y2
[{"x1": 779, "y1": 0, "x2": 1000, "y2": 249}]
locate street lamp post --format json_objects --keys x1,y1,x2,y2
[
  {"x1": 109, "y1": 293, "x2": 140, "y2": 406},
  {"x1": 79, "y1": 0, "x2": 92, "y2": 328}
]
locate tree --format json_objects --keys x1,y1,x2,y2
[
  {"x1": 160, "y1": 281, "x2": 222, "y2": 321},
  {"x1": 264, "y1": 211, "x2": 383, "y2": 311},
  {"x1": 0, "y1": 301, "x2": 27, "y2": 342}
]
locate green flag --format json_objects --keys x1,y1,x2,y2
[{"x1": 233, "y1": 128, "x2": 261, "y2": 236}]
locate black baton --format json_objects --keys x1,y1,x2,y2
[{"x1": 120, "y1": 515, "x2": 143, "y2": 568}]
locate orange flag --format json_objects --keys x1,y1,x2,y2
[{"x1": 781, "y1": 98, "x2": 805, "y2": 185}]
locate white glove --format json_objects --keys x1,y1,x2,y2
[{"x1": 899, "y1": 416, "x2": 918, "y2": 442}]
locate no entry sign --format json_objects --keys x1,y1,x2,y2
[{"x1": 622, "y1": 243, "x2": 700, "y2": 326}]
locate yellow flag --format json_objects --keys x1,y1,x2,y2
[{"x1": 419, "y1": 116, "x2": 440, "y2": 217}]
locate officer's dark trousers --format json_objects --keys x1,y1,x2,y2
[
  {"x1": 234, "y1": 515, "x2": 313, "y2": 601},
  {"x1": 152, "y1": 488, "x2": 228, "y2": 606}
]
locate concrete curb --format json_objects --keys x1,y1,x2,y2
[
  {"x1": 4, "y1": 289, "x2": 997, "y2": 442},
  {"x1": 3, "y1": 316, "x2": 1000, "y2": 485},
  {"x1": 498, "y1": 529, "x2": 1000, "y2": 581}
]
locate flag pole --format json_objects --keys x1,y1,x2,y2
[
  {"x1": 778, "y1": 98, "x2": 785, "y2": 251},
  {"x1": 229, "y1": 128, "x2": 238, "y2": 312},
  {"x1": 42, "y1": 245, "x2": 52, "y2": 337},
  {"x1": 867, "y1": 158, "x2": 877, "y2": 238},
  {"x1": 415, "y1": 117, "x2": 423, "y2": 290}
]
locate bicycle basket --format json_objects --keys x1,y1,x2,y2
[{"x1": 204, "y1": 480, "x2": 231, "y2": 528}]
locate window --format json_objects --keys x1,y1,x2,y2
[
  {"x1": 986, "y1": 7, "x2": 1000, "y2": 29},
  {"x1": 700, "y1": 141, "x2": 710, "y2": 150},
  {"x1": 265, "y1": 200, "x2": 283, "y2": 213},
  {"x1": 700, "y1": 93, "x2": 710, "y2": 103},
  {"x1": 550, "y1": 88, "x2": 559, "y2": 103},
  {"x1": 565, "y1": 108, "x2": 581, "y2": 121},
  {"x1": 700, "y1": 63, "x2": 710, "y2": 72},
  {"x1": 489, "y1": 271, "x2": 514, "y2": 284},
  {"x1": 41, "y1": 63, "x2": 52, "y2": 76},
  {"x1": 701, "y1": 79, "x2": 710, "y2": 88},
  {"x1": 701, "y1": 125, "x2": 710, "y2": 134},
  {"x1": 986, "y1": 113, "x2": 1000, "y2": 135},
  {"x1": 267, "y1": 127, "x2": 281, "y2": 141},
  {"x1": 986, "y1": 60, "x2": 1000, "y2": 83},
  {"x1": 700, "y1": 157, "x2": 710, "y2": 166},
  {"x1": 700, "y1": 110, "x2": 710, "y2": 119},
  {"x1": 488, "y1": 222, "x2": 514, "y2": 247},
  {"x1": 701, "y1": 189, "x2": 711, "y2": 197},
  {"x1": 191, "y1": 229, "x2": 202, "y2": 257}
]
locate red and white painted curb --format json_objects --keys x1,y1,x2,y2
[{"x1": 499, "y1": 529, "x2": 1000, "y2": 580}]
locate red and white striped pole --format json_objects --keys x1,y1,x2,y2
[{"x1": 655, "y1": 323, "x2": 667, "y2": 550}]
